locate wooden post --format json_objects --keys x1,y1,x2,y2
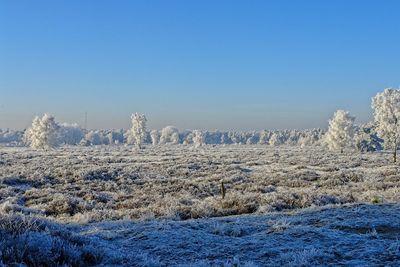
[
  {"x1": 221, "y1": 181, "x2": 226, "y2": 199},
  {"x1": 394, "y1": 119, "x2": 398, "y2": 163}
]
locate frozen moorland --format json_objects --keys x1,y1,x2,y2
[{"x1": 0, "y1": 145, "x2": 399, "y2": 266}]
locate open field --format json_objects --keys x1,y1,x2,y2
[
  {"x1": 1, "y1": 145, "x2": 399, "y2": 222},
  {"x1": 1, "y1": 145, "x2": 400, "y2": 265}
]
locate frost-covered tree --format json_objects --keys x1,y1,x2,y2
[
  {"x1": 298, "y1": 129, "x2": 324, "y2": 147},
  {"x1": 286, "y1": 130, "x2": 300, "y2": 146},
  {"x1": 159, "y1": 126, "x2": 180, "y2": 145},
  {"x1": 269, "y1": 132, "x2": 282, "y2": 146},
  {"x1": 24, "y1": 114, "x2": 59, "y2": 149},
  {"x1": 0, "y1": 129, "x2": 23, "y2": 144},
  {"x1": 220, "y1": 132, "x2": 230, "y2": 144},
  {"x1": 246, "y1": 132, "x2": 259, "y2": 145},
  {"x1": 259, "y1": 130, "x2": 271, "y2": 145},
  {"x1": 79, "y1": 138, "x2": 91, "y2": 146},
  {"x1": 354, "y1": 123, "x2": 383, "y2": 152},
  {"x1": 57, "y1": 123, "x2": 84, "y2": 145},
  {"x1": 105, "y1": 130, "x2": 124, "y2": 145},
  {"x1": 182, "y1": 132, "x2": 193, "y2": 145},
  {"x1": 203, "y1": 131, "x2": 219, "y2": 144},
  {"x1": 171, "y1": 132, "x2": 180, "y2": 144},
  {"x1": 324, "y1": 110, "x2": 355, "y2": 152},
  {"x1": 150, "y1": 130, "x2": 160, "y2": 145},
  {"x1": 84, "y1": 131, "x2": 103, "y2": 145},
  {"x1": 192, "y1": 130, "x2": 205, "y2": 147},
  {"x1": 126, "y1": 113, "x2": 147, "y2": 148},
  {"x1": 228, "y1": 132, "x2": 241, "y2": 145},
  {"x1": 372, "y1": 88, "x2": 400, "y2": 162}
]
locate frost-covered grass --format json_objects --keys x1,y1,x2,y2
[
  {"x1": 0, "y1": 145, "x2": 399, "y2": 265},
  {"x1": 1, "y1": 204, "x2": 399, "y2": 266},
  {"x1": 1, "y1": 145, "x2": 399, "y2": 222},
  {"x1": 0, "y1": 213, "x2": 104, "y2": 266}
]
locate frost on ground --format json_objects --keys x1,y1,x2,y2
[
  {"x1": 0, "y1": 145, "x2": 399, "y2": 265},
  {"x1": 0, "y1": 213, "x2": 104, "y2": 266},
  {"x1": 79, "y1": 204, "x2": 400, "y2": 266},
  {"x1": 1, "y1": 204, "x2": 399, "y2": 266},
  {"x1": 1, "y1": 145, "x2": 398, "y2": 222}
]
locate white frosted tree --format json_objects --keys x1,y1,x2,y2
[
  {"x1": 182, "y1": 132, "x2": 193, "y2": 145},
  {"x1": 24, "y1": 114, "x2": 59, "y2": 149},
  {"x1": 85, "y1": 130, "x2": 102, "y2": 145},
  {"x1": 287, "y1": 129, "x2": 300, "y2": 145},
  {"x1": 171, "y1": 131, "x2": 180, "y2": 144},
  {"x1": 150, "y1": 130, "x2": 160, "y2": 145},
  {"x1": 246, "y1": 132, "x2": 258, "y2": 145},
  {"x1": 159, "y1": 126, "x2": 180, "y2": 145},
  {"x1": 228, "y1": 132, "x2": 240, "y2": 145},
  {"x1": 354, "y1": 123, "x2": 383, "y2": 153},
  {"x1": 372, "y1": 88, "x2": 400, "y2": 162},
  {"x1": 259, "y1": 130, "x2": 271, "y2": 145},
  {"x1": 269, "y1": 132, "x2": 282, "y2": 146},
  {"x1": 324, "y1": 110, "x2": 355, "y2": 152},
  {"x1": 298, "y1": 133, "x2": 313, "y2": 148},
  {"x1": 127, "y1": 113, "x2": 147, "y2": 148},
  {"x1": 192, "y1": 130, "x2": 205, "y2": 147},
  {"x1": 57, "y1": 123, "x2": 84, "y2": 145},
  {"x1": 218, "y1": 132, "x2": 228, "y2": 144}
]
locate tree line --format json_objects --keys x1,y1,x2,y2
[{"x1": 3, "y1": 88, "x2": 400, "y2": 161}]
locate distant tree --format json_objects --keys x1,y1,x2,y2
[
  {"x1": 182, "y1": 132, "x2": 193, "y2": 145},
  {"x1": 287, "y1": 129, "x2": 300, "y2": 146},
  {"x1": 79, "y1": 138, "x2": 91, "y2": 146},
  {"x1": 84, "y1": 131, "x2": 102, "y2": 145},
  {"x1": 324, "y1": 110, "x2": 355, "y2": 153},
  {"x1": 159, "y1": 126, "x2": 180, "y2": 145},
  {"x1": 202, "y1": 131, "x2": 219, "y2": 144},
  {"x1": 354, "y1": 123, "x2": 383, "y2": 152},
  {"x1": 106, "y1": 130, "x2": 124, "y2": 145},
  {"x1": 24, "y1": 114, "x2": 59, "y2": 149},
  {"x1": 171, "y1": 132, "x2": 180, "y2": 144},
  {"x1": 297, "y1": 134, "x2": 309, "y2": 148},
  {"x1": 269, "y1": 132, "x2": 282, "y2": 146},
  {"x1": 259, "y1": 130, "x2": 271, "y2": 145},
  {"x1": 126, "y1": 113, "x2": 147, "y2": 148},
  {"x1": 192, "y1": 130, "x2": 205, "y2": 147},
  {"x1": 150, "y1": 130, "x2": 160, "y2": 145},
  {"x1": 298, "y1": 129, "x2": 324, "y2": 147},
  {"x1": 246, "y1": 132, "x2": 259, "y2": 145},
  {"x1": 372, "y1": 88, "x2": 400, "y2": 162},
  {"x1": 57, "y1": 123, "x2": 84, "y2": 145},
  {"x1": 0, "y1": 129, "x2": 23, "y2": 144},
  {"x1": 220, "y1": 132, "x2": 230, "y2": 144},
  {"x1": 228, "y1": 131, "x2": 240, "y2": 144}
]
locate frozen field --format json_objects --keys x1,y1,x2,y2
[{"x1": 0, "y1": 145, "x2": 400, "y2": 265}]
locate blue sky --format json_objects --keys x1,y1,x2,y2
[{"x1": 1, "y1": 0, "x2": 400, "y2": 130}]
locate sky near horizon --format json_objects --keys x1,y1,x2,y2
[{"x1": 1, "y1": 0, "x2": 400, "y2": 131}]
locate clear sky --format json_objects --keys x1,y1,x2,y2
[{"x1": 1, "y1": 0, "x2": 400, "y2": 131}]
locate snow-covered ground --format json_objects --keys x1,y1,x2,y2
[{"x1": 0, "y1": 145, "x2": 399, "y2": 265}]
